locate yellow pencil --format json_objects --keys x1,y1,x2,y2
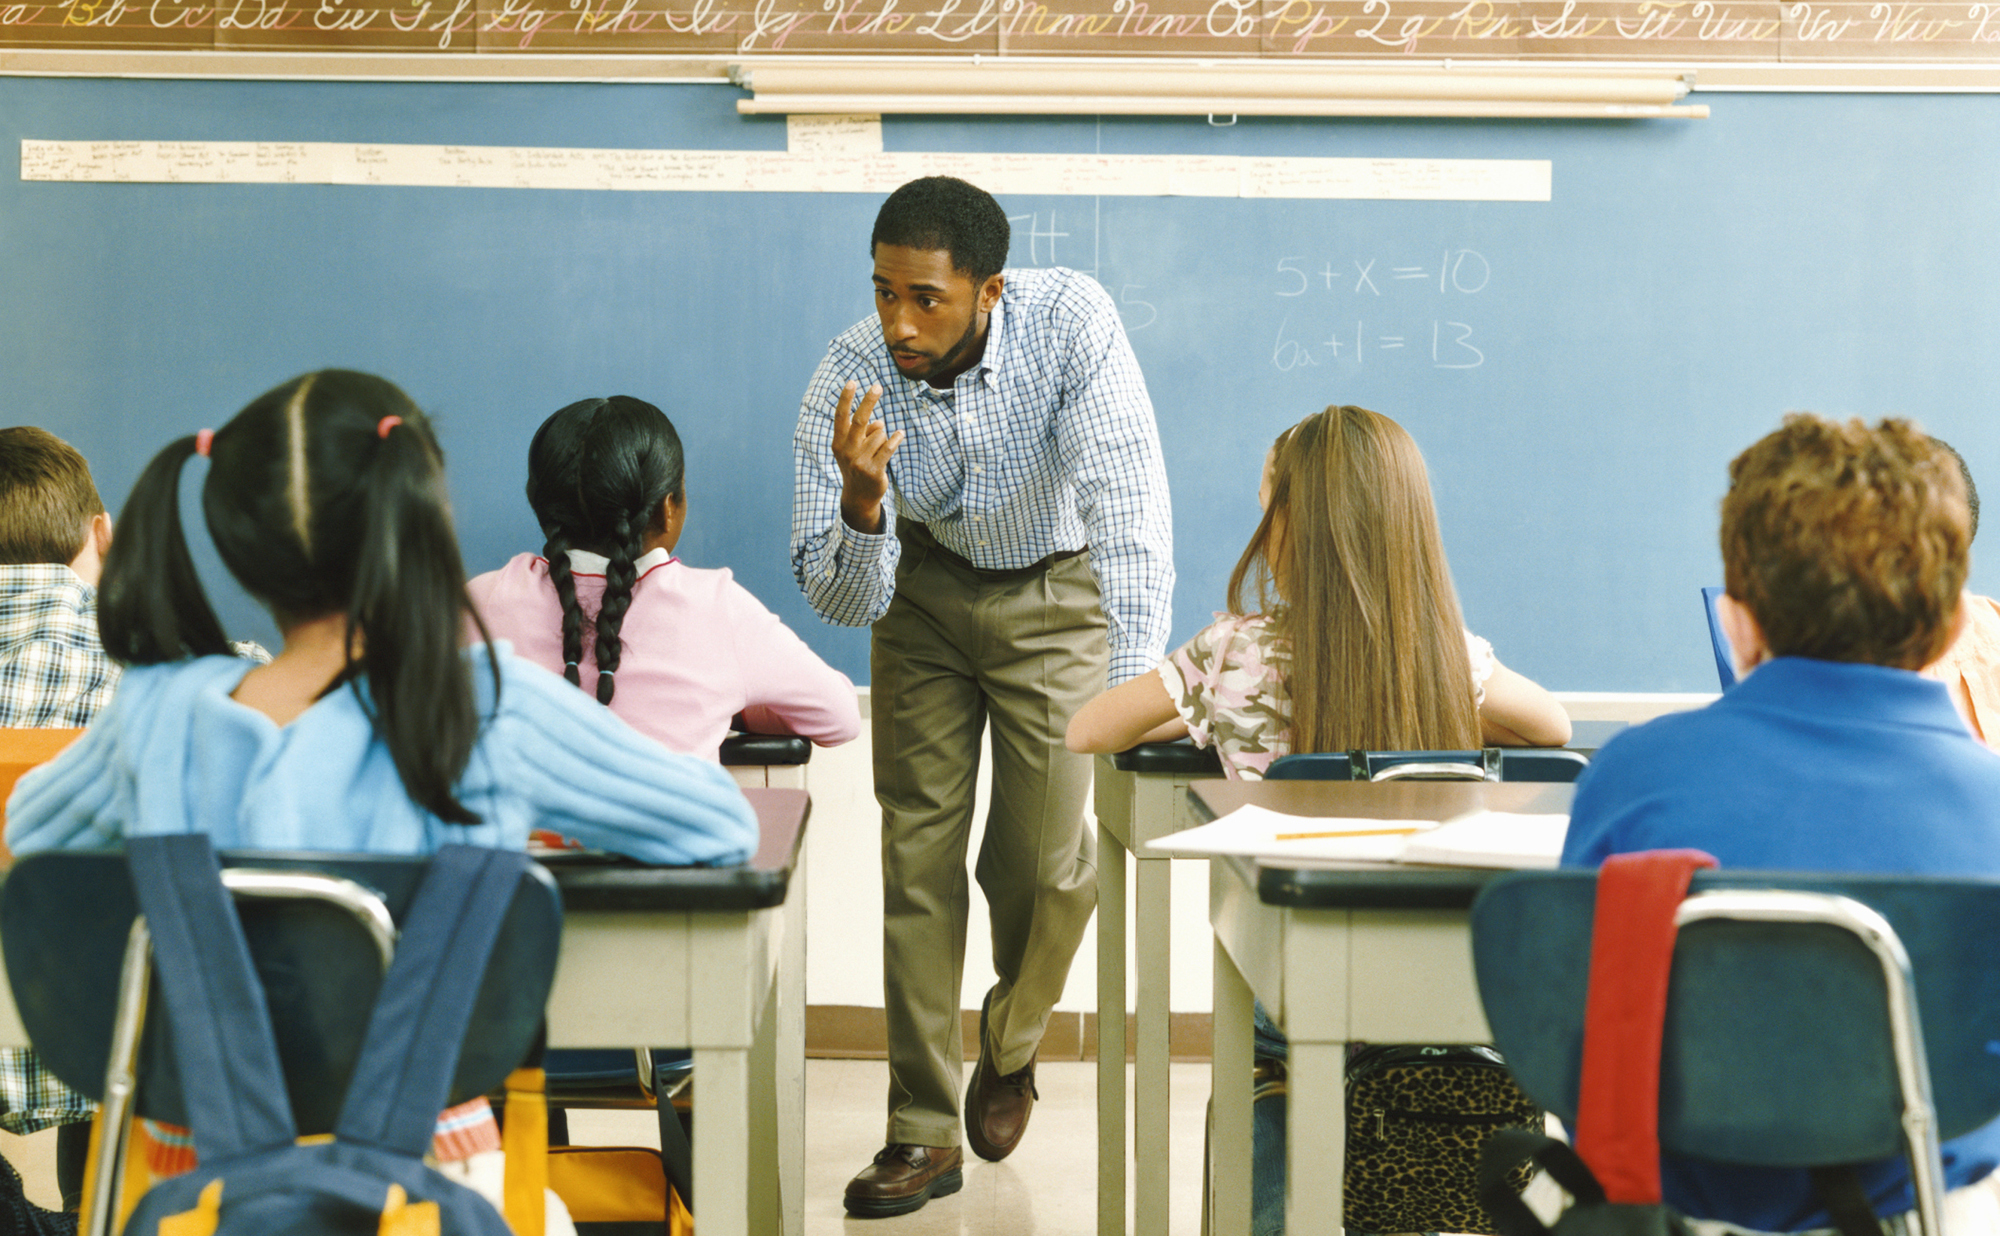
[{"x1": 1274, "y1": 825, "x2": 1426, "y2": 841}]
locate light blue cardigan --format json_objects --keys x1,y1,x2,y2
[{"x1": 6, "y1": 645, "x2": 759, "y2": 864}]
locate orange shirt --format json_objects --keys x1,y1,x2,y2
[{"x1": 1927, "y1": 593, "x2": 2000, "y2": 752}]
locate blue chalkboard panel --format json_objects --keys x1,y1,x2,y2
[{"x1": 1, "y1": 80, "x2": 1993, "y2": 692}]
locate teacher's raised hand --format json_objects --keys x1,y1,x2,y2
[{"x1": 832, "y1": 379, "x2": 903, "y2": 534}]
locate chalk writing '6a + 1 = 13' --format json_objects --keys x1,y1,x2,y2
[{"x1": 1271, "y1": 248, "x2": 1491, "y2": 371}]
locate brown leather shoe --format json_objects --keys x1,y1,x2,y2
[
  {"x1": 964, "y1": 991, "x2": 1039, "y2": 1161},
  {"x1": 843, "y1": 1144, "x2": 964, "y2": 1218}
]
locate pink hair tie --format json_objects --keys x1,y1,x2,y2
[
  {"x1": 377, "y1": 415, "x2": 403, "y2": 439},
  {"x1": 194, "y1": 428, "x2": 214, "y2": 457}
]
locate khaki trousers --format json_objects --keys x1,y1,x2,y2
[{"x1": 872, "y1": 522, "x2": 1107, "y2": 1148}]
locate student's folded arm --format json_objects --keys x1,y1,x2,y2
[
  {"x1": 791, "y1": 358, "x2": 900, "y2": 628},
  {"x1": 1477, "y1": 659, "x2": 1572, "y2": 748},
  {"x1": 727, "y1": 576, "x2": 862, "y2": 747},
  {"x1": 498, "y1": 663, "x2": 759, "y2": 865},
  {"x1": 1067, "y1": 668, "x2": 1187, "y2": 753}
]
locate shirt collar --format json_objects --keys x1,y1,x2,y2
[
  {"x1": 0, "y1": 562, "x2": 90, "y2": 592},
  {"x1": 566, "y1": 546, "x2": 673, "y2": 577},
  {"x1": 1729, "y1": 655, "x2": 1965, "y2": 732},
  {"x1": 975, "y1": 291, "x2": 1009, "y2": 383}
]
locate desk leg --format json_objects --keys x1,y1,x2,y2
[
  {"x1": 1135, "y1": 854, "x2": 1171, "y2": 1236},
  {"x1": 749, "y1": 970, "x2": 783, "y2": 1236},
  {"x1": 779, "y1": 848, "x2": 807, "y2": 1236},
  {"x1": 1211, "y1": 937, "x2": 1253, "y2": 1236},
  {"x1": 693, "y1": 1044, "x2": 751, "y2": 1236},
  {"x1": 1287, "y1": 1039, "x2": 1345, "y2": 1236},
  {"x1": 1097, "y1": 823, "x2": 1128, "y2": 1236}
]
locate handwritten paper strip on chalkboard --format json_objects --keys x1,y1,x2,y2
[
  {"x1": 17, "y1": 139, "x2": 1552, "y2": 202},
  {"x1": 785, "y1": 114, "x2": 884, "y2": 154}
]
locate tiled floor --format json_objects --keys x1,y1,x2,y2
[
  {"x1": 568, "y1": 1058, "x2": 1214, "y2": 1235},
  {"x1": 2, "y1": 1058, "x2": 1213, "y2": 1234}
]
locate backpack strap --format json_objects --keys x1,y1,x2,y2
[
  {"x1": 1574, "y1": 849, "x2": 1719, "y2": 1205},
  {"x1": 125, "y1": 834, "x2": 298, "y2": 1161},
  {"x1": 1480, "y1": 1128, "x2": 1605, "y2": 1236},
  {"x1": 334, "y1": 845, "x2": 534, "y2": 1157},
  {"x1": 1809, "y1": 1165, "x2": 1890, "y2": 1236}
]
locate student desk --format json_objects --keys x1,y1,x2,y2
[
  {"x1": 1190, "y1": 779, "x2": 1572, "y2": 1236},
  {"x1": 0, "y1": 786, "x2": 810, "y2": 1236},
  {"x1": 1092, "y1": 742, "x2": 1223, "y2": 1236},
  {"x1": 1092, "y1": 724, "x2": 1613, "y2": 1236}
]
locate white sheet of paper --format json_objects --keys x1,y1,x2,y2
[
  {"x1": 1141, "y1": 804, "x2": 1426, "y2": 863},
  {"x1": 1143, "y1": 803, "x2": 1569, "y2": 868},
  {"x1": 1397, "y1": 810, "x2": 1569, "y2": 869}
]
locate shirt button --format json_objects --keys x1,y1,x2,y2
[
  {"x1": 972, "y1": 515, "x2": 983, "y2": 522},
  {"x1": 979, "y1": 540, "x2": 989, "y2": 547},
  {"x1": 974, "y1": 465, "x2": 985, "y2": 474}
]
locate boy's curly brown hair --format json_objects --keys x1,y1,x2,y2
[{"x1": 1722, "y1": 413, "x2": 1968, "y2": 671}]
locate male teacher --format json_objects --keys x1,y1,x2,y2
[{"x1": 791, "y1": 175, "x2": 1174, "y2": 1217}]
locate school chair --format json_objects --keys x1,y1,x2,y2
[
  {"x1": 719, "y1": 733, "x2": 811, "y2": 790},
  {"x1": 1471, "y1": 869, "x2": 2000, "y2": 1236},
  {"x1": 1701, "y1": 585, "x2": 1740, "y2": 690},
  {"x1": 0, "y1": 727, "x2": 89, "y2": 1206},
  {"x1": 0, "y1": 846, "x2": 563, "y2": 1236},
  {"x1": 1264, "y1": 748, "x2": 1590, "y2": 782},
  {"x1": 0, "y1": 728, "x2": 82, "y2": 844},
  {"x1": 541, "y1": 1048, "x2": 695, "y2": 1215}
]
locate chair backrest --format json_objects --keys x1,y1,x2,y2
[
  {"x1": 1701, "y1": 586, "x2": 1739, "y2": 690},
  {"x1": 0, "y1": 728, "x2": 83, "y2": 834},
  {"x1": 1471, "y1": 868, "x2": 2000, "y2": 1165},
  {"x1": 1266, "y1": 748, "x2": 1589, "y2": 783},
  {"x1": 718, "y1": 734, "x2": 812, "y2": 767},
  {"x1": 1, "y1": 848, "x2": 563, "y2": 1132},
  {"x1": 1109, "y1": 741, "x2": 1225, "y2": 776}
]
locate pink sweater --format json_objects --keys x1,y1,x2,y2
[{"x1": 467, "y1": 552, "x2": 859, "y2": 761}]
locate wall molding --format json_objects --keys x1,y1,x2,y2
[{"x1": 807, "y1": 1003, "x2": 1216, "y2": 1064}]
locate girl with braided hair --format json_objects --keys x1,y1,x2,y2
[{"x1": 468, "y1": 395, "x2": 859, "y2": 759}]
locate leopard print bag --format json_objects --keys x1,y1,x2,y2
[{"x1": 1344, "y1": 1044, "x2": 1544, "y2": 1235}]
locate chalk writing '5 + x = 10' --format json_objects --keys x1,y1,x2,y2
[{"x1": 1276, "y1": 250, "x2": 1492, "y2": 297}]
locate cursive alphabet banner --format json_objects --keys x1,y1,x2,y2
[{"x1": 3, "y1": 0, "x2": 1997, "y2": 64}]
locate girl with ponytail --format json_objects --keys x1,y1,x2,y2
[
  {"x1": 7, "y1": 370, "x2": 757, "y2": 858},
  {"x1": 468, "y1": 395, "x2": 858, "y2": 759},
  {"x1": 5, "y1": 371, "x2": 757, "y2": 1228}
]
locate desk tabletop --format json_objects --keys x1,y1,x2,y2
[
  {"x1": 1190, "y1": 780, "x2": 1573, "y2": 911},
  {"x1": 1564, "y1": 718, "x2": 1626, "y2": 753},
  {"x1": 1112, "y1": 725, "x2": 1621, "y2": 779},
  {"x1": 541, "y1": 786, "x2": 809, "y2": 913}
]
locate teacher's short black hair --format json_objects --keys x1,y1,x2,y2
[{"x1": 871, "y1": 177, "x2": 1010, "y2": 284}]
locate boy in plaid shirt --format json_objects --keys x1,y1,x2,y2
[{"x1": 0, "y1": 426, "x2": 117, "y2": 1209}]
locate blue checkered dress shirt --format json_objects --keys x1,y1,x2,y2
[
  {"x1": 0, "y1": 563, "x2": 112, "y2": 1133},
  {"x1": 790, "y1": 266, "x2": 1174, "y2": 684}
]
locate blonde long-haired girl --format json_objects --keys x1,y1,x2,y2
[{"x1": 1068, "y1": 404, "x2": 1570, "y2": 775}]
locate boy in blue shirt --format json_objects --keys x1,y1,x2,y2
[{"x1": 1563, "y1": 413, "x2": 2000, "y2": 1233}]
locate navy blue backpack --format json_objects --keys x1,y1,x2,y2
[{"x1": 118, "y1": 835, "x2": 546, "y2": 1236}]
